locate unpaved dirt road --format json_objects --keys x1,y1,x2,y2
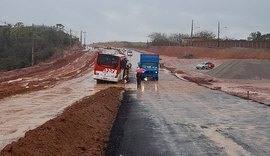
[
  {"x1": 0, "y1": 50, "x2": 135, "y2": 150},
  {"x1": 1, "y1": 50, "x2": 270, "y2": 155},
  {"x1": 106, "y1": 51, "x2": 270, "y2": 156},
  {"x1": 0, "y1": 70, "x2": 96, "y2": 149}
]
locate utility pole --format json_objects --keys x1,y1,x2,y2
[
  {"x1": 31, "y1": 24, "x2": 35, "y2": 66},
  {"x1": 32, "y1": 45, "x2": 34, "y2": 66},
  {"x1": 69, "y1": 29, "x2": 72, "y2": 50},
  {"x1": 218, "y1": 21, "x2": 220, "y2": 47},
  {"x1": 83, "y1": 31, "x2": 86, "y2": 48},
  {"x1": 190, "y1": 19, "x2": 194, "y2": 46},
  {"x1": 80, "y1": 30, "x2": 83, "y2": 47}
]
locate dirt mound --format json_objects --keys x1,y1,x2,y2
[
  {"x1": 0, "y1": 87, "x2": 124, "y2": 156},
  {"x1": 207, "y1": 60, "x2": 270, "y2": 79}
]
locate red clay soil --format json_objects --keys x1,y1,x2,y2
[
  {"x1": 0, "y1": 87, "x2": 124, "y2": 156},
  {"x1": 0, "y1": 51, "x2": 97, "y2": 100},
  {"x1": 146, "y1": 46, "x2": 270, "y2": 59},
  {"x1": 163, "y1": 66, "x2": 214, "y2": 85},
  {"x1": 182, "y1": 76, "x2": 214, "y2": 85},
  {"x1": 0, "y1": 52, "x2": 82, "y2": 82}
]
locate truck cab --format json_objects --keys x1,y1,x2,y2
[{"x1": 139, "y1": 54, "x2": 160, "y2": 81}]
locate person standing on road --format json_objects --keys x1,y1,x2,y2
[
  {"x1": 136, "y1": 72, "x2": 142, "y2": 88},
  {"x1": 124, "y1": 67, "x2": 130, "y2": 83},
  {"x1": 125, "y1": 63, "x2": 131, "y2": 83}
]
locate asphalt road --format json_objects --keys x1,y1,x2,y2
[{"x1": 106, "y1": 51, "x2": 270, "y2": 156}]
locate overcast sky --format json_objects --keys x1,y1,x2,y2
[{"x1": 1, "y1": 0, "x2": 269, "y2": 43}]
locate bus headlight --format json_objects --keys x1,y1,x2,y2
[{"x1": 155, "y1": 71, "x2": 158, "y2": 74}]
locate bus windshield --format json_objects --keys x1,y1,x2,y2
[{"x1": 97, "y1": 54, "x2": 119, "y2": 68}]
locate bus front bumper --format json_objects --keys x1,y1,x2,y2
[{"x1": 93, "y1": 74, "x2": 118, "y2": 82}]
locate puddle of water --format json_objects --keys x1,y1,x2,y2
[{"x1": 0, "y1": 72, "x2": 101, "y2": 150}]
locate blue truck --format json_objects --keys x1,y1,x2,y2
[{"x1": 139, "y1": 54, "x2": 160, "y2": 81}]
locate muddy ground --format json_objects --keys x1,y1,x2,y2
[
  {"x1": 0, "y1": 48, "x2": 138, "y2": 154},
  {"x1": 0, "y1": 87, "x2": 124, "y2": 156},
  {"x1": 0, "y1": 47, "x2": 269, "y2": 155},
  {"x1": 138, "y1": 47, "x2": 270, "y2": 105},
  {"x1": 0, "y1": 51, "x2": 96, "y2": 100}
]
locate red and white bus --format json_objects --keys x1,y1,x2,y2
[{"x1": 93, "y1": 51, "x2": 128, "y2": 83}]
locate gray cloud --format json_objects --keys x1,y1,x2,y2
[{"x1": 1, "y1": 0, "x2": 269, "y2": 43}]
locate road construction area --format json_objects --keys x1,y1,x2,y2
[
  {"x1": 0, "y1": 49, "x2": 270, "y2": 155},
  {"x1": 106, "y1": 69, "x2": 270, "y2": 155}
]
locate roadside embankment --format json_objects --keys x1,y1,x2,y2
[
  {"x1": 0, "y1": 51, "x2": 97, "y2": 100},
  {"x1": 146, "y1": 46, "x2": 270, "y2": 59}
]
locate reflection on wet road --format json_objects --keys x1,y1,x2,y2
[
  {"x1": 107, "y1": 57, "x2": 270, "y2": 155},
  {"x1": 1, "y1": 50, "x2": 270, "y2": 155}
]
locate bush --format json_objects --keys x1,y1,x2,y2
[{"x1": 182, "y1": 54, "x2": 196, "y2": 59}]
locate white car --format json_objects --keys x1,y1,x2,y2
[
  {"x1": 127, "y1": 50, "x2": 133, "y2": 56},
  {"x1": 196, "y1": 62, "x2": 215, "y2": 70}
]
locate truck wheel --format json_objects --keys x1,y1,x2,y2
[{"x1": 97, "y1": 79, "x2": 103, "y2": 84}]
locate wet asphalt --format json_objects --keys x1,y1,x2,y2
[{"x1": 105, "y1": 68, "x2": 270, "y2": 155}]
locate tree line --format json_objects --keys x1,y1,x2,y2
[
  {"x1": 148, "y1": 31, "x2": 270, "y2": 46},
  {"x1": 0, "y1": 23, "x2": 78, "y2": 72},
  {"x1": 247, "y1": 31, "x2": 270, "y2": 41}
]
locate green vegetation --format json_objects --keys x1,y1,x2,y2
[
  {"x1": 148, "y1": 31, "x2": 215, "y2": 46},
  {"x1": 248, "y1": 31, "x2": 270, "y2": 41},
  {"x1": 0, "y1": 23, "x2": 78, "y2": 72},
  {"x1": 182, "y1": 54, "x2": 195, "y2": 59},
  {"x1": 148, "y1": 31, "x2": 270, "y2": 46}
]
